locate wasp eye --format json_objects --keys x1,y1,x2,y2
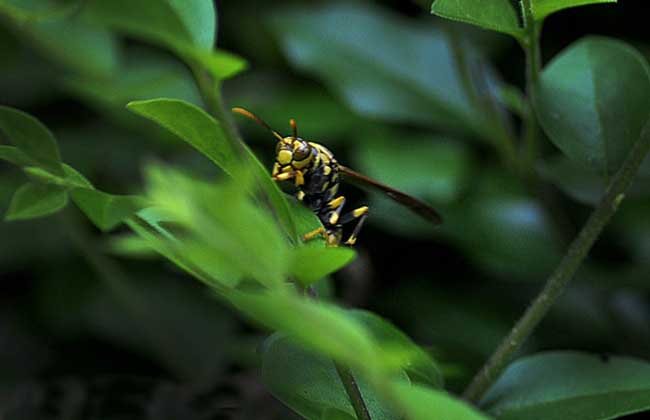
[
  {"x1": 293, "y1": 144, "x2": 310, "y2": 160},
  {"x1": 275, "y1": 142, "x2": 283, "y2": 154}
]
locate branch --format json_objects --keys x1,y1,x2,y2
[{"x1": 463, "y1": 123, "x2": 650, "y2": 403}]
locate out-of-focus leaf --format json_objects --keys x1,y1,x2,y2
[
  {"x1": 538, "y1": 154, "x2": 650, "y2": 205},
  {"x1": 0, "y1": 105, "x2": 63, "y2": 175},
  {"x1": 531, "y1": 0, "x2": 617, "y2": 21},
  {"x1": 261, "y1": 333, "x2": 401, "y2": 420},
  {"x1": 82, "y1": 0, "x2": 247, "y2": 81},
  {"x1": 290, "y1": 246, "x2": 356, "y2": 287},
  {"x1": 391, "y1": 382, "x2": 491, "y2": 420},
  {"x1": 5, "y1": 182, "x2": 67, "y2": 221},
  {"x1": 321, "y1": 409, "x2": 356, "y2": 420},
  {"x1": 460, "y1": 194, "x2": 562, "y2": 279},
  {"x1": 23, "y1": 19, "x2": 118, "y2": 78},
  {"x1": 350, "y1": 310, "x2": 443, "y2": 388},
  {"x1": 481, "y1": 351, "x2": 650, "y2": 420},
  {"x1": 0, "y1": 145, "x2": 35, "y2": 167},
  {"x1": 354, "y1": 133, "x2": 472, "y2": 205},
  {"x1": 535, "y1": 36, "x2": 650, "y2": 177},
  {"x1": 229, "y1": 290, "x2": 382, "y2": 374},
  {"x1": 269, "y1": 3, "x2": 495, "y2": 139},
  {"x1": 64, "y1": 49, "x2": 203, "y2": 110},
  {"x1": 70, "y1": 189, "x2": 146, "y2": 232},
  {"x1": 0, "y1": 0, "x2": 82, "y2": 22},
  {"x1": 128, "y1": 98, "x2": 298, "y2": 242},
  {"x1": 228, "y1": 76, "x2": 362, "y2": 141},
  {"x1": 431, "y1": 0, "x2": 524, "y2": 40},
  {"x1": 351, "y1": 132, "x2": 471, "y2": 238},
  {"x1": 83, "y1": 0, "x2": 216, "y2": 50}
]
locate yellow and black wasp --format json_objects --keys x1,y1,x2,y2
[{"x1": 233, "y1": 108, "x2": 442, "y2": 246}]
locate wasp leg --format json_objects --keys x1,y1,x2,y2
[
  {"x1": 339, "y1": 206, "x2": 369, "y2": 246},
  {"x1": 273, "y1": 170, "x2": 304, "y2": 186},
  {"x1": 326, "y1": 196, "x2": 346, "y2": 225},
  {"x1": 302, "y1": 226, "x2": 326, "y2": 241}
]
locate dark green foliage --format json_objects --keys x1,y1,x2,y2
[{"x1": 1, "y1": 0, "x2": 650, "y2": 419}]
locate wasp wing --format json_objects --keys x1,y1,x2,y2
[{"x1": 338, "y1": 165, "x2": 442, "y2": 225}]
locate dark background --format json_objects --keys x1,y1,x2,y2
[{"x1": 1, "y1": 0, "x2": 649, "y2": 418}]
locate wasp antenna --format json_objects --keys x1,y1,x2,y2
[
  {"x1": 290, "y1": 118, "x2": 298, "y2": 139},
  {"x1": 232, "y1": 107, "x2": 284, "y2": 142}
]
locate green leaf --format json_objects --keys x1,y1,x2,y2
[
  {"x1": 5, "y1": 182, "x2": 68, "y2": 221},
  {"x1": 0, "y1": 145, "x2": 35, "y2": 167},
  {"x1": 64, "y1": 49, "x2": 204, "y2": 110},
  {"x1": 83, "y1": 0, "x2": 216, "y2": 50},
  {"x1": 127, "y1": 98, "x2": 297, "y2": 242},
  {"x1": 290, "y1": 246, "x2": 356, "y2": 287},
  {"x1": 350, "y1": 310, "x2": 443, "y2": 388},
  {"x1": 261, "y1": 333, "x2": 401, "y2": 420},
  {"x1": 82, "y1": 0, "x2": 246, "y2": 81},
  {"x1": 0, "y1": 0, "x2": 82, "y2": 22},
  {"x1": 0, "y1": 106, "x2": 63, "y2": 175},
  {"x1": 481, "y1": 351, "x2": 650, "y2": 420},
  {"x1": 431, "y1": 0, "x2": 524, "y2": 40},
  {"x1": 535, "y1": 36, "x2": 650, "y2": 177},
  {"x1": 531, "y1": 0, "x2": 617, "y2": 21},
  {"x1": 70, "y1": 189, "x2": 146, "y2": 231},
  {"x1": 391, "y1": 382, "x2": 492, "y2": 420},
  {"x1": 269, "y1": 3, "x2": 496, "y2": 137},
  {"x1": 24, "y1": 19, "x2": 118, "y2": 78},
  {"x1": 228, "y1": 290, "x2": 381, "y2": 374}
]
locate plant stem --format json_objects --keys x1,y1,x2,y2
[
  {"x1": 306, "y1": 286, "x2": 372, "y2": 420},
  {"x1": 335, "y1": 362, "x2": 373, "y2": 420},
  {"x1": 462, "y1": 124, "x2": 650, "y2": 403},
  {"x1": 520, "y1": 0, "x2": 542, "y2": 168}
]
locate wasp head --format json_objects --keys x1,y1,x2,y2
[{"x1": 275, "y1": 137, "x2": 313, "y2": 170}]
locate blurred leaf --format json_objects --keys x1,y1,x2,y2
[
  {"x1": 0, "y1": 145, "x2": 35, "y2": 167},
  {"x1": 0, "y1": 105, "x2": 63, "y2": 175},
  {"x1": 531, "y1": 0, "x2": 617, "y2": 21},
  {"x1": 351, "y1": 133, "x2": 471, "y2": 239},
  {"x1": 22, "y1": 18, "x2": 118, "y2": 78},
  {"x1": 535, "y1": 36, "x2": 650, "y2": 177},
  {"x1": 269, "y1": 3, "x2": 494, "y2": 138},
  {"x1": 354, "y1": 133, "x2": 472, "y2": 205},
  {"x1": 481, "y1": 351, "x2": 650, "y2": 420},
  {"x1": 143, "y1": 165, "x2": 290, "y2": 289},
  {"x1": 82, "y1": 0, "x2": 246, "y2": 81},
  {"x1": 261, "y1": 333, "x2": 401, "y2": 420},
  {"x1": 64, "y1": 49, "x2": 203, "y2": 110},
  {"x1": 70, "y1": 189, "x2": 146, "y2": 232},
  {"x1": 431, "y1": 0, "x2": 524, "y2": 40},
  {"x1": 538, "y1": 154, "x2": 650, "y2": 205},
  {"x1": 460, "y1": 194, "x2": 562, "y2": 279},
  {"x1": 229, "y1": 290, "x2": 382, "y2": 375},
  {"x1": 83, "y1": 274, "x2": 236, "y2": 382},
  {"x1": 537, "y1": 155, "x2": 604, "y2": 205},
  {"x1": 128, "y1": 98, "x2": 298, "y2": 242},
  {"x1": 227, "y1": 76, "x2": 362, "y2": 141},
  {"x1": 391, "y1": 382, "x2": 491, "y2": 420},
  {"x1": 5, "y1": 182, "x2": 67, "y2": 221},
  {"x1": 350, "y1": 310, "x2": 443, "y2": 388},
  {"x1": 83, "y1": 0, "x2": 215, "y2": 50},
  {"x1": 0, "y1": 0, "x2": 82, "y2": 22},
  {"x1": 290, "y1": 246, "x2": 356, "y2": 287},
  {"x1": 321, "y1": 409, "x2": 356, "y2": 420}
]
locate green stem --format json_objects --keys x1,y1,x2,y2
[
  {"x1": 462, "y1": 124, "x2": 650, "y2": 403},
  {"x1": 306, "y1": 286, "x2": 372, "y2": 420},
  {"x1": 520, "y1": 0, "x2": 542, "y2": 169},
  {"x1": 335, "y1": 362, "x2": 373, "y2": 420}
]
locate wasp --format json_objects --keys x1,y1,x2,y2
[{"x1": 233, "y1": 108, "x2": 442, "y2": 246}]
